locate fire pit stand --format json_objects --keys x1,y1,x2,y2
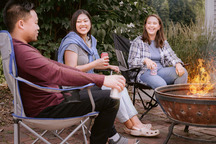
[
  {"x1": 155, "y1": 84, "x2": 216, "y2": 144},
  {"x1": 164, "y1": 118, "x2": 216, "y2": 144}
]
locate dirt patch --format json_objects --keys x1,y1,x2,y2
[{"x1": 0, "y1": 85, "x2": 13, "y2": 126}]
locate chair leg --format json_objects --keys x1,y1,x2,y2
[
  {"x1": 32, "y1": 130, "x2": 48, "y2": 144},
  {"x1": 139, "y1": 89, "x2": 158, "y2": 106},
  {"x1": 19, "y1": 121, "x2": 51, "y2": 144},
  {"x1": 85, "y1": 117, "x2": 92, "y2": 137},
  {"x1": 81, "y1": 121, "x2": 88, "y2": 144},
  {"x1": 184, "y1": 125, "x2": 189, "y2": 132},
  {"x1": 60, "y1": 117, "x2": 90, "y2": 144},
  {"x1": 132, "y1": 86, "x2": 136, "y2": 105},
  {"x1": 139, "y1": 108, "x2": 152, "y2": 120},
  {"x1": 137, "y1": 90, "x2": 148, "y2": 109},
  {"x1": 51, "y1": 130, "x2": 70, "y2": 144},
  {"x1": 14, "y1": 120, "x2": 20, "y2": 144},
  {"x1": 137, "y1": 89, "x2": 158, "y2": 119}
]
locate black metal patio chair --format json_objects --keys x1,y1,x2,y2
[{"x1": 112, "y1": 33, "x2": 158, "y2": 120}]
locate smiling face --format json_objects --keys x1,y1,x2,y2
[
  {"x1": 76, "y1": 13, "x2": 91, "y2": 39},
  {"x1": 23, "y1": 10, "x2": 39, "y2": 43},
  {"x1": 145, "y1": 16, "x2": 161, "y2": 40}
]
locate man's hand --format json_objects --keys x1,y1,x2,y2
[{"x1": 103, "y1": 75, "x2": 126, "y2": 92}]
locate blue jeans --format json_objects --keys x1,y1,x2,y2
[{"x1": 140, "y1": 66, "x2": 188, "y2": 89}]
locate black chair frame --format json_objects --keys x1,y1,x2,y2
[{"x1": 113, "y1": 33, "x2": 158, "y2": 120}]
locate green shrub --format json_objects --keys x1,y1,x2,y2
[
  {"x1": 0, "y1": 0, "x2": 155, "y2": 83},
  {"x1": 0, "y1": 1, "x2": 211, "y2": 84}
]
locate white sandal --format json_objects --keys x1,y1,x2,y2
[
  {"x1": 123, "y1": 127, "x2": 132, "y2": 134},
  {"x1": 142, "y1": 123, "x2": 152, "y2": 129},
  {"x1": 123, "y1": 123, "x2": 152, "y2": 134},
  {"x1": 130, "y1": 126, "x2": 160, "y2": 137}
]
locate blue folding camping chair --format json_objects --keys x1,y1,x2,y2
[{"x1": 0, "y1": 30, "x2": 99, "y2": 144}]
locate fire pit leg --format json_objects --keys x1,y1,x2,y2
[
  {"x1": 184, "y1": 125, "x2": 189, "y2": 133},
  {"x1": 164, "y1": 122, "x2": 176, "y2": 144}
]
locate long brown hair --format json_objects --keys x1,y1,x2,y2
[{"x1": 142, "y1": 14, "x2": 166, "y2": 48}]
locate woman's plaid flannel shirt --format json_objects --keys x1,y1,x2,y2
[{"x1": 128, "y1": 36, "x2": 183, "y2": 83}]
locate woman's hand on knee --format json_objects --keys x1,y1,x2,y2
[{"x1": 175, "y1": 63, "x2": 185, "y2": 76}]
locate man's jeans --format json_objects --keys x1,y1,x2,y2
[{"x1": 36, "y1": 86, "x2": 119, "y2": 144}]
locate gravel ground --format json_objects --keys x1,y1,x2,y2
[{"x1": 0, "y1": 85, "x2": 13, "y2": 127}]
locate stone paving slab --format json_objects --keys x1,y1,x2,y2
[{"x1": 1, "y1": 99, "x2": 216, "y2": 144}]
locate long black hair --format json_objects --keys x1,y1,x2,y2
[{"x1": 70, "y1": 9, "x2": 92, "y2": 39}]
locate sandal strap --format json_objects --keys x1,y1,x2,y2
[{"x1": 142, "y1": 124, "x2": 152, "y2": 129}]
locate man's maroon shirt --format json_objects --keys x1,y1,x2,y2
[{"x1": 13, "y1": 39, "x2": 104, "y2": 117}]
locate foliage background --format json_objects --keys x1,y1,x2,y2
[
  {"x1": 0, "y1": 0, "x2": 215, "y2": 82},
  {"x1": 0, "y1": 0, "x2": 155, "y2": 60},
  {"x1": 143, "y1": 0, "x2": 205, "y2": 28}
]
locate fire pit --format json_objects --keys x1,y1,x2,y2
[{"x1": 155, "y1": 83, "x2": 216, "y2": 143}]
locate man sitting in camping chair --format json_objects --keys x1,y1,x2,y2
[{"x1": 2, "y1": 1, "x2": 135, "y2": 144}]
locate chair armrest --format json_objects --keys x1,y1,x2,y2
[
  {"x1": 94, "y1": 69, "x2": 113, "y2": 75},
  {"x1": 118, "y1": 66, "x2": 141, "y2": 83},
  {"x1": 15, "y1": 76, "x2": 97, "y2": 112},
  {"x1": 16, "y1": 76, "x2": 95, "y2": 93},
  {"x1": 119, "y1": 66, "x2": 140, "y2": 73}
]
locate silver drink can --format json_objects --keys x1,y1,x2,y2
[{"x1": 151, "y1": 66, "x2": 157, "y2": 75}]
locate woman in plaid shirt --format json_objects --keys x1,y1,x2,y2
[{"x1": 128, "y1": 14, "x2": 188, "y2": 89}]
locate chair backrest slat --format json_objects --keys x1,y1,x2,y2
[
  {"x1": 115, "y1": 49, "x2": 128, "y2": 69},
  {"x1": 0, "y1": 30, "x2": 25, "y2": 117},
  {"x1": 113, "y1": 33, "x2": 132, "y2": 69}
]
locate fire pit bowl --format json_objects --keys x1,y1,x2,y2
[{"x1": 155, "y1": 83, "x2": 216, "y2": 126}]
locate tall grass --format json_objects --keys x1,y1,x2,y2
[{"x1": 166, "y1": 20, "x2": 216, "y2": 82}]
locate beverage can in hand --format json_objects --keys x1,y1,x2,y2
[
  {"x1": 150, "y1": 65, "x2": 157, "y2": 75},
  {"x1": 101, "y1": 52, "x2": 108, "y2": 58},
  {"x1": 110, "y1": 88, "x2": 120, "y2": 99},
  {"x1": 101, "y1": 52, "x2": 109, "y2": 66}
]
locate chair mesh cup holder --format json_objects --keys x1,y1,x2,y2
[{"x1": 62, "y1": 89, "x2": 82, "y2": 103}]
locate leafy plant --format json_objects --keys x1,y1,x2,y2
[{"x1": 0, "y1": 0, "x2": 209, "y2": 83}]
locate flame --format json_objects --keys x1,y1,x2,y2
[{"x1": 188, "y1": 59, "x2": 215, "y2": 96}]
